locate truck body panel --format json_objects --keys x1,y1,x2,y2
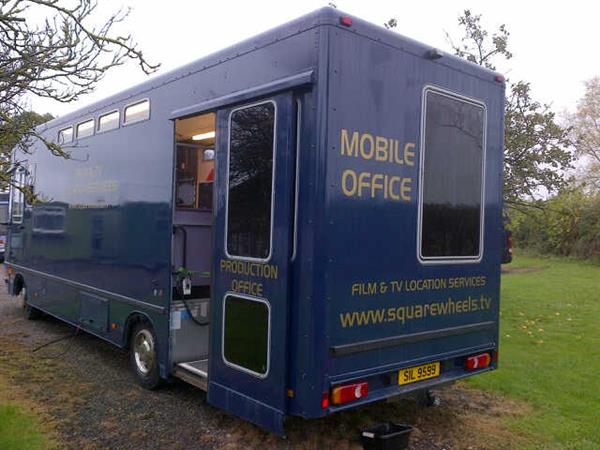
[{"x1": 4, "y1": 8, "x2": 504, "y2": 435}]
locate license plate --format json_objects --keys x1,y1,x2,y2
[{"x1": 398, "y1": 362, "x2": 441, "y2": 385}]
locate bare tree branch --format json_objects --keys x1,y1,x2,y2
[{"x1": 0, "y1": 0, "x2": 159, "y2": 194}]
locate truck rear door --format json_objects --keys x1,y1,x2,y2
[
  {"x1": 321, "y1": 30, "x2": 503, "y2": 407},
  {"x1": 208, "y1": 94, "x2": 296, "y2": 435}
]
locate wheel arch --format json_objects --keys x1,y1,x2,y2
[
  {"x1": 123, "y1": 311, "x2": 156, "y2": 348},
  {"x1": 12, "y1": 273, "x2": 25, "y2": 296}
]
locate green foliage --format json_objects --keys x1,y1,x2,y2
[
  {"x1": 511, "y1": 187, "x2": 600, "y2": 260},
  {"x1": 504, "y1": 82, "x2": 573, "y2": 204},
  {"x1": 468, "y1": 253, "x2": 600, "y2": 448},
  {"x1": 445, "y1": 10, "x2": 512, "y2": 70}
]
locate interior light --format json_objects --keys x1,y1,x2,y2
[{"x1": 192, "y1": 131, "x2": 216, "y2": 141}]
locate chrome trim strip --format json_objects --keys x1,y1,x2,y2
[{"x1": 178, "y1": 361, "x2": 208, "y2": 378}]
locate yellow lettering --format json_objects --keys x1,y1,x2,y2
[
  {"x1": 341, "y1": 129, "x2": 359, "y2": 157},
  {"x1": 342, "y1": 170, "x2": 357, "y2": 196},
  {"x1": 371, "y1": 173, "x2": 384, "y2": 198},
  {"x1": 404, "y1": 142, "x2": 416, "y2": 166},
  {"x1": 400, "y1": 178, "x2": 412, "y2": 201},
  {"x1": 375, "y1": 136, "x2": 388, "y2": 161},
  {"x1": 359, "y1": 133, "x2": 375, "y2": 159},
  {"x1": 358, "y1": 172, "x2": 370, "y2": 197}
]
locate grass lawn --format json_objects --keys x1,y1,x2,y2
[
  {"x1": 0, "y1": 377, "x2": 54, "y2": 450},
  {"x1": 467, "y1": 252, "x2": 600, "y2": 450}
]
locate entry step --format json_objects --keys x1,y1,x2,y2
[{"x1": 174, "y1": 359, "x2": 208, "y2": 391}]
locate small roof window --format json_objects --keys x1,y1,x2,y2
[
  {"x1": 124, "y1": 100, "x2": 150, "y2": 124},
  {"x1": 76, "y1": 119, "x2": 94, "y2": 139},
  {"x1": 98, "y1": 110, "x2": 119, "y2": 132},
  {"x1": 58, "y1": 127, "x2": 73, "y2": 144}
]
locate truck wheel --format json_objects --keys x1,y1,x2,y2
[
  {"x1": 19, "y1": 287, "x2": 42, "y2": 320},
  {"x1": 130, "y1": 322, "x2": 161, "y2": 390}
]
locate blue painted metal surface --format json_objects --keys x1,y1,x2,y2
[{"x1": 5, "y1": 7, "x2": 504, "y2": 436}]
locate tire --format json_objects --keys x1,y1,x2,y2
[
  {"x1": 19, "y1": 287, "x2": 42, "y2": 320},
  {"x1": 129, "y1": 322, "x2": 161, "y2": 390}
]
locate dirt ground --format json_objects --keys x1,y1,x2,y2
[{"x1": 0, "y1": 267, "x2": 528, "y2": 450}]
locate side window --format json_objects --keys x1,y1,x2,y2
[
  {"x1": 10, "y1": 170, "x2": 25, "y2": 224},
  {"x1": 419, "y1": 89, "x2": 486, "y2": 261},
  {"x1": 223, "y1": 295, "x2": 270, "y2": 377},
  {"x1": 32, "y1": 205, "x2": 66, "y2": 235},
  {"x1": 98, "y1": 110, "x2": 119, "y2": 132},
  {"x1": 226, "y1": 101, "x2": 275, "y2": 260},
  {"x1": 76, "y1": 119, "x2": 94, "y2": 139},
  {"x1": 0, "y1": 193, "x2": 9, "y2": 224},
  {"x1": 58, "y1": 126, "x2": 73, "y2": 144},
  {"x1": 124, "y1": 100, "x2": 150, "y2": 125}
]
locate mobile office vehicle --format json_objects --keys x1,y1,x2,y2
[{"x1": 4, "y1": 8, "x2": 505, "y2": 435}]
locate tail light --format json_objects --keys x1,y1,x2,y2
[
  {"x1": 321, "y1": 392, "x2": 330, "y2": 409},
  {"x1": 507, "y1": 234, "x2": 513, "y2": 252},
  {"x1": 465, "y1": 353, "x2": 492, "y2": 371},
  {"x1": 331, "y1": 381, "x2": 368, "y2": 405}
]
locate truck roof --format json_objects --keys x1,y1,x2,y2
[{"x1": 40, "y1": 7, "x2": 501, "y2": 131}]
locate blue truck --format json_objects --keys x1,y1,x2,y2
[{"x1": 4, "y1": 8, "x2": 505, "y2": 435}]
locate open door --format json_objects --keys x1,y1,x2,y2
[{"x1": 208, "y1": 93, "x2": 296, "y2": 435}]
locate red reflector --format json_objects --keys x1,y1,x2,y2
[
  {"x1": 466, "y1": 353, "x2": 492, "y2": 370},
  {"x1": 495, "y1": 74, "x2": 505, "y2": 83},
  {"x1": 340, "y1": 16, "x2": 353, "y2": 27},
  {"x1": 321, "y1": 392, "x2": 330, "y2": 409},
  {"x1": 331, "y1": 382, "x2": 368, "y2": 405}
]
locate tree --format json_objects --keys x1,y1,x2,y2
[
  {"x1": 448, "y1": 10, "x2": 573, "y2": 206},
  {"x1": 385, "y1": 10, "x2": 573, "y2": 206},
  {"x1": 570, "y1": 77, "x2": 600, "y2": 188},
  {"x1": 0, "y1": 0, "x2": 159, "y2": 193},
  {"x1": 0, "y1": 111, "x2": 53, "y2": 189},
  {"x1": 444, "y1": 10, "x2": 511, "y2": 70}
]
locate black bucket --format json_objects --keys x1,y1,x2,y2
[{"x1": 360, "y1": 422, "x2": 413, "y2": 450}]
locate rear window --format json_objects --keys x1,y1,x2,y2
[{"x1": 419, "y1": 89, "x2": 486, "y2": 261}]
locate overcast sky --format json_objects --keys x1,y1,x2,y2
[{"x1": 30, "y1": 0, "x2": 600, "y2": 118}]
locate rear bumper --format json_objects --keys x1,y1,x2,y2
[{"x1": 324, "y1": 346, "x2": 497, "y2": 415}]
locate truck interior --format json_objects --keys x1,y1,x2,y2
[{"x1": 170, "y1": 112, "x2": 216, "y2": 388}]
